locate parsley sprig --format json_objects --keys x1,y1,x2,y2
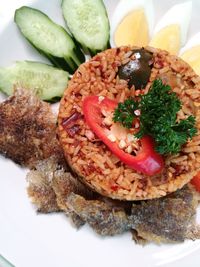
[
  {"x1": 113, "y1": 79, "x2": 197, "y2": 155},
  {"x1": 113, "y1": 98, "x2": 139, "y2": 128}
]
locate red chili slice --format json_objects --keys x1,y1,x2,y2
[
  {"x1": 83, "y1": 95, "x2": 164, "y2": 176},
  {"x1": 191, "y1": 171, "x2": 200, "y2": 192}
]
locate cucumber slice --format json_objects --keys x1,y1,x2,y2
[
  {"x1": 61, "y1": 0, "x2": 110, "y2": 56},
  {"x1": 14, "y1": 6, "x2": 85, "y2": 73},
  {"x1": 0, "y1": 61, "x2": 69, "y2": 101}
]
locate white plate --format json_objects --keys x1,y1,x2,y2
[{"x1": 1, "y1": 1, "x2": 200, "y2": 267}]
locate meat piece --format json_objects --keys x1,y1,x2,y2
[
  {"x1": 27, "y1": 176, "x2": 59, "y2": 213},
  {"x1": 27, "y1": 156, "x2": 61, "y2": 213},
  {"x1": 27, "y1": 156, "x2": 95, "y2": 226},
  {"x1": 47, "y1": 153, "x2": 96, "y2": 211},
  {"x1": 66, "y1": 193, "x2": 130, "y2": 236},
  {"x1": 186, "y1": 225, "x2": 200, "y2": 240},
  {"x1": 129, "y1": 186, "x2": 199, "y2": 243},
  {"x1": 0, "y1": 88, "x2": 63, "y2": 168},
  {"x1": 52, "y1": 169, "x2": 96, "y2": 211},
  {"x1": 27, "y1": 157, "x2": 200, "y2": 241},
  {"x1": 67, "y1": 211, "x2": 85, "y2": 229},
  {"x1": 27, "y1": 157, "x2": 130, "y2": 232},
  {"x1": 65, "y1": 186, "x2": 200, "y2": 240},
  {"x1": 131, "y1": 230, "x2": 148, "y2": 245}
]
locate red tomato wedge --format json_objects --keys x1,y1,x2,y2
[
  {"x1": 191, "y1": 171, "x2": 200, "y2": 192},
  {"x1": 83, "y1": 95, "x2": 164, "y2": 176}
]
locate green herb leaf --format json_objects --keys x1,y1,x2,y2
[
  {"x1": 113, "y1": 98, "x2": 139, "y2": 128},
  {"x1": 113, "y1": 79, "x2": 197, "y2": 155}
]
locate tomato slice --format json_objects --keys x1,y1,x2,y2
[
  {"x1": 83, "y1": 95, "x2": 164, "y2": 176},
  {"x1": 191, "y1": 171, "x2": 200, "y2": 192}
]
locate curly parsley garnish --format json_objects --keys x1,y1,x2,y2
[
  {"x1": 113, "y1": 79, "x2": 197, "y2": 155},
  {"x1": 113, "y1": 98, "x2": 139, "y2": 128}
]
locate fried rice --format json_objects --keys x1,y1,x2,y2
[{"x1": 58, "y1": 46, "x2": 200, "y2": 201}]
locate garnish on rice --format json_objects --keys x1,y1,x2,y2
[
  {"x1": 113, "y1": 79, "x2": 197, "y2": 155},
  {"x1": 82, "y1": 95, "x2": 163, "y2": 176},
  {"x1": 82, "y1": 79, "x2": 197, "y2": 176},
  {"x1": 58, "y1": 46, "x2": 200, "y2": 201}
]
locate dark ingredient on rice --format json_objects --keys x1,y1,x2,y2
[{"x1": 118, "y1": 48, "x2": 153, "y2": 89}]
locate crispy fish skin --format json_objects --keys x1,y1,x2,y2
[
  {"x1": 27, "y1": 157, "x2": 129, "y2": 233},
  {"x1": 129, "y1": 186, "x2": 199, "y2": 243},
  {"x1": 26, "y1": 156, "x2": 95, "y2": 226},
  {"x1": 26, "y1": 157, "x2": 60, "y2": 213},
  {"x1": 0, "y1": 88, "x2": 63, "y2": 168},
  {"x1": 27, "y1": 158, "x2": 200, "y2": 241},
  {"x1": 65, "y1": 186, "x2": 200, "y2": 240},
  {"x1": 27, "y1": 184, "x2": 59, "y2": 213},
  {"x1": 66, "y1": 193, "x2": 130, "y2": 236},
  {"x1": 52, "y1": 167, "x2": 96, "y2": 211}
]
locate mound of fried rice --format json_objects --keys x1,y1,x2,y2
[{"x1": 58, "y1": 46, "x2": 200, "y2": 201}]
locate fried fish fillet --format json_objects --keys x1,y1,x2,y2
[
  {"x1": 65, "y1": 186, "x2": 200, "y2": 241},
  {"x1": 129, "y1": 186, "x2": 200, "y2": 243},
  {"x1": 27, "y1": 156, "x2": 200, "y2": 241},
  {"x1": 0, "y1": 88, "x2": 63, "y2": 168},
  {"x1": 26, "y1": 157, "x2": 61, "y2": 213},
  {"x1": 27, "y1": 156, "x2": 130, "y2": 232},
  {"x1": 27, "y1": 156, "x2": 96, "y2": 227},
  {"x1": 66, "y1": 193, "x2": 130, "y2": 236}
]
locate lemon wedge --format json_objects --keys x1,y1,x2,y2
[{"x1": 149, "y1": 2, "x2": 192, "y2": 55}]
